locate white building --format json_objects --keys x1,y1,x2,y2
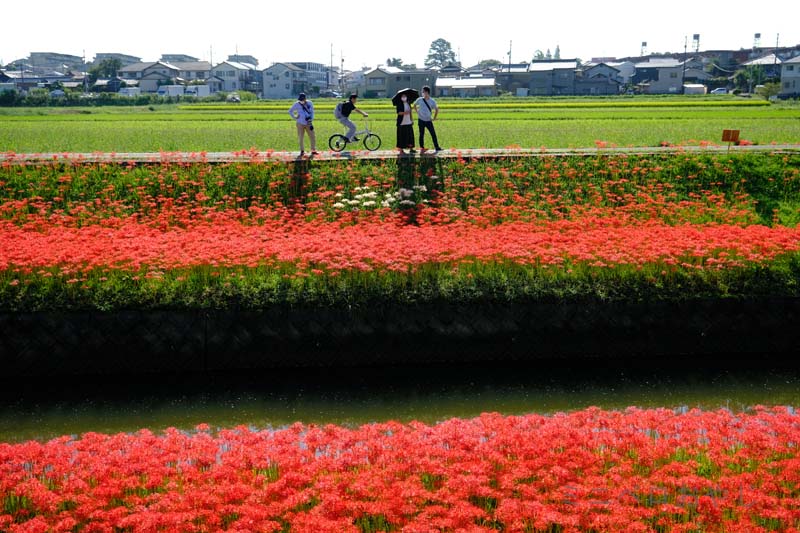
[
  {"x1": 434, "y1": 76, "x2": 497, "y2": 97},
  {"x1": 212, "y1": 61, "x2": 259, "y2": 93},
  {"x1": 780, "y1": 56, "x2": 800, "y2": 97},
  {"x1": 262, "y1": 63, "x2": 306, "y2": 99}
]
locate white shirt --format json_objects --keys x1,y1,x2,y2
[
  {"x1": 401, "y1": 102, "x2": 412, "y2": 125},
  {"x1": 414, "y1": 96, "x2": 438, "y2": 121},
  {"x1": 289, "y1": 100, "x2": 314, "y2": 125}
]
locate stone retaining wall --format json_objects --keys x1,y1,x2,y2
[{"x1": 1, "y1": 297, "x2": 798, "y2": 376}]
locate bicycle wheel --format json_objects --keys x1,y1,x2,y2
[
  {"x1": 363, "y1": 133, "x2": 381, "y2": 151},
  {"x1": 328, "y1": 134, "x2": 348, "y2": 152}
]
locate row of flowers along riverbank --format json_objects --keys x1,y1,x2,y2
[
  {"x1": 1, "y1": 151, "x2": 799, "y2": 311},
  {"x1": 2, "y1": 407, "x2": 800, "y2": 532}
]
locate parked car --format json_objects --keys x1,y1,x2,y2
[
  {"x1": 320, "y1": 90, "x2": 342, "y2": 98},
  {"x1": 709, "y1": 88, "x2": 728, "y2": 95},
  {"x1": 226, "y1": 92, "x2": 241, "y2": 103}
]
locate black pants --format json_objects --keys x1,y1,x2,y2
[
  {"x1": 396, "y1": 124, "x2": 414, "y2": 149},
  {"x1": 418, "y1": 119, "x2": 440, "y2": 150}
]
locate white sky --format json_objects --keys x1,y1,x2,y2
[{"x1": 2, "y1": 0, "x2": 797, "y2": 69}]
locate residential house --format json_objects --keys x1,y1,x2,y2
[
  {"x1": 495, "y1": 63, "x2": 531, "y2": 94},
  {"x1": 780, "y1": 56, "x2": 800, "y2": 97},
  {"x1": 118, "y1": 62, "x2": 174, "y2": 92},
  {"x1": 212, "y1": 60, "x2": 260, "y2": 93},
  {"x1": 341, "y1": 67, "x2": 370, "y2": 97},
  {"x1": 0, "y1": 70, "x2": 44, "y2": 93},
  {"x1": 262, "y1": 63, "x2": 306, "y2": 99},
  {"x1": 743, "y1": 54, "x2": 783, "y2": 80},
  {"x1": 632, "y1": 58, "x2": 686, "y2": 94},
  {"x1": 287, "y1": 62, "x2": 330, "y2": 91},
  {"x1": 528, "y1": 60, "x2": 579, "y2": 96},
  {"x1": 363, "y1": 66, "x2": 436, "y2": 98},
  {"x1": 681, "y1": 58, "x2": 713, "y2": 85},
  {"x1": 574, "y1": 63, "x2": 622, "y2": 95},
  {"x1": 434, "y1": 75, "x2": 497, "y2": 97},
  {"x1": 117, "y1": 61, "x2": 211, "y2": 92},
  {"x1": 137, "y1": 62, "x2": 181, "y2": 93},
  {"x1": 173, "y1": 61, "x2": 212, "y2": 83},
  {"x1": 607, "y1": 61, "x2": 635, "y2": 86},
  {"x1": 262, "y1": 62, "x2": 335, "y2": 99}
]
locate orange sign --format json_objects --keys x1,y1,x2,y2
[{"x1": 722, "y1": 130, "x2": 740, "y2": 142}]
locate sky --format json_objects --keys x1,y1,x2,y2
[{"x1": 2, "y1": 0, "x2": 797, "y2": 70}]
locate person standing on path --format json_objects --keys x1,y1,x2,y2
[
  {"x1": 413, "y1": 86, "x2": 442, "y2": 152},
  {"x1": 288, "y1": 93, "x2": 317, "y2": 156},
  {"x1": 395, "y1": 94, "x2": 415, "y2": 153},
  {"x1": 337, "y1": 93, "x2": 369, "y2": 142}
]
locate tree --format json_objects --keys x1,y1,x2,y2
[
  {"x1": 756, "y1": 82, "x2": 781, "y2": 100},
  {"x1": 554, "y1": 45, "x2": 561, "y2": 59},
  {"x1": 425, "y1": 38, "x2": 457, "y2": 68},
  {"x1": 88, "y1": 58, "x2": 122, "y2": 84},
  {"x1": 387, "y1": 58, "x2": 403, "y2": 67},
  {"x1": 533, "y1": 50, "x2": 545, "y2": 60},
  {"x1": 478, "y1": 59, "x2": 503, "y2": 69},
  {"x1": 734, "y1": 65, "x2": 766, "y2": 93},
  {"x1": 545, "y1": 49, "x2": 552, "y2": 60}
]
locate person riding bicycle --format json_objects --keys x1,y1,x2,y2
[{"x1": 335, "y1": 93, "x2": 369, "y2": 142}]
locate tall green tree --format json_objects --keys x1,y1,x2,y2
[
  {"x1": 425, "y1": 38, "x2": 457, "y2": 68},
  {"x1": 387, "y1": 58, "x2": 403, "y2": 67}
]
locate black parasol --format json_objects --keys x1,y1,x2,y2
[{"x1": 391, "y1": 87, "x2": 420, "y2": 106}]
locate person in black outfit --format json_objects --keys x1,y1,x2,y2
[
  {"x1": 337, "y1": 93, "x2": 368, "y2": 141},
  {"x1": 395, "y1": 94, "x2": 415, "y2": 153}
]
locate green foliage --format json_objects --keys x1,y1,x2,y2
[
  {"x1": 354, "y1": 513, "x2": 396, "y2": 532},
  {"x1": 425, "y1": 38, "x2": 457, "y2": 68}
]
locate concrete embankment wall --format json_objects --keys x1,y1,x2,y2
[{"x1": 2, "y1": 297, "x2": 799, "y2": 377}]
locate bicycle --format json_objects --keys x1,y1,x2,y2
[{"x1": 328, "y1": 119, "x2": 382, "y2": 152}]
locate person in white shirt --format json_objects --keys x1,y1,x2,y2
[
  {"x1": 288, "y1": 93, "x2": 317, "y2": 155},
  {"x1": 413, "y1": 86, "x2": 442, "y2": 152}
]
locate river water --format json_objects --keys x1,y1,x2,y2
[{"x1": 2, "y1": 361, "x2": 799, "y2": 443}]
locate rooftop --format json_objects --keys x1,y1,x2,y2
[
  {"x1": 744, "y1": 54, "x2": 782, "y2": 66},
  {"x1": 529, "y1": 61, "x2": 579, "y2": 71}
]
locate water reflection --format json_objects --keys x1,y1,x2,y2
[{"x1": 2, "y1": 361, "x2": 799, "y2": 443}]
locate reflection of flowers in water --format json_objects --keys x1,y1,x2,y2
[{"x1": 332, "y1": 185, "x2": 428, "y2": 211}]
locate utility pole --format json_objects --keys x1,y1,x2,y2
[
  {"x1": 82, "y1": 49, "x2": 87, "y2": 93},
  {"x1": 507, "y1": 40, "x2": 512, "y2": 73},
  {"x1": 329, "y1": 43, "x2": 333, "y2": 90},
  {"x1": 681, "y1": 35, "x2": 688, "y2": 94}
]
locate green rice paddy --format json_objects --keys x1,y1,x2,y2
[{"x1": 0, "y1": 96, "x2": 798, "y2": 152}]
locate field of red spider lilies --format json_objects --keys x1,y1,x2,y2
[
  {"x1": 3, "y1": 407, "x2": 800, "y2": 532},
  {"x1": 3, "y1": 151, "x2": 800, "y2": 531},
  {"x1": 1, "y1": 150, "x2": 800, "y2": 311}
]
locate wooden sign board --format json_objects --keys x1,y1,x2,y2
[{"x1": 722, "y1": 129, "x2": 740, "y2": 142}]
